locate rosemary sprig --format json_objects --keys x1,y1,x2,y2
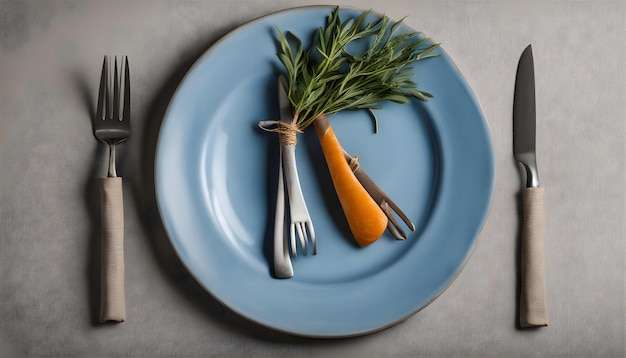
[{"x1": 276, "y1": 7, "x2": 440, "y2": 131}]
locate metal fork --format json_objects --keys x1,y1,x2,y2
[
  {"x1": 92, "y1": 55, "x2": 130, "y2": 323},
  {"x1": 277, "y1": 76, "x2": 316, "y2": 257},
  {"x1": 281, "y1": 147, "x2": 317, "y2": 256}
]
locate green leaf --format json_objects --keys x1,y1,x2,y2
[{"x1": 383, "y1": 94, "x2": 410, "y2": 104}]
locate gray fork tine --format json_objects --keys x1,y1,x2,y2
[
  {"x1": 308, "y1": 222, "x2": 316, "y2": 255},
  {"x1": 296, "y1": 222, "x2": 307, "y2": 255},
  {"x1": 96, "y1": 56, "x2": 108, "y2": 121},
  {"x1": 122, "y1": 56, "x2": 130, "y2": 125},
  {"x1": 113, "y1": 56, "x2": 120, "y2": 121}
]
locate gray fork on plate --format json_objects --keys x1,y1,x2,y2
[{"x1": 92, "y1": 55, "x2": 130, "y2": 323}]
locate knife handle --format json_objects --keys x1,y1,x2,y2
[
  {"x1": 519, "y1": 187, "x2": 548, "y2": 327},
  {"x1": 98, "y1": 177, "x2": 126, "y2": 323}
]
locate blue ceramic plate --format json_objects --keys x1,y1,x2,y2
[{"x1": 156, "y1": 6, "x2": 494, "y2": 337}]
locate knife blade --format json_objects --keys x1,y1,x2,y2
[
  {"x1": 514, "y1": 45, "x2": 539, "y2": 188},
  {"x1": 513, "y1": 44, "x2": 548, "y2": 328}
]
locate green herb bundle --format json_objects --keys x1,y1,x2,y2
[{"x1": 276, "y1": 7, "x2": 440, "y2": 131}]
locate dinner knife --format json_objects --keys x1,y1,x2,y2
[{"x1": 513, "y1": 44, "x2": 548, "y2": 327}]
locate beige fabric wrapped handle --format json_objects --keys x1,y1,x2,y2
[
  {"x1": 520, "y1": 187, "x2": 548, "y2": 327},
  {"x1": 98, "y1": 177, "x2": 126, "y2": 323}
]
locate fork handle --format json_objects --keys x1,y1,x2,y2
[
  {"x1": 519, "y1": 187, "x2": 548, "y2": 327},
  {"x1": 98, "y1": 177, "x2": 126, "y2": 323}
]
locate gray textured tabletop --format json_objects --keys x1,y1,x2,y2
[{"x1": 1, "y1": 1, "x2": 624, "y2": 357}]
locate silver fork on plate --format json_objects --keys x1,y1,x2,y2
[
  {"x1": 277, "y1": 76, "x2": 316, "y2": 257},
  {"x1": 92, "y1": 55, "x2": 130, "y2": 323}
]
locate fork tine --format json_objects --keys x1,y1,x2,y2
[
  {"x1": 106, "y1": 57, "x2": 112, "y2": 119},
  {"x1": 122, "y1": 56, "x2": 130, "y2": 124},
  {"x1": 96, "y1": 55, "x2": 108, "y2": 121},
  {"x1": 113, "y1": 56, "x2": 120, "y2": 121},
  {"x1": 308, "y1": 222, "x2": 316, "y2": 255},
  {"x1": 296, "y1": 222, "x2": 307, "y2": 255}
]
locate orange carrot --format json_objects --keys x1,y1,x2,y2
[{"x1": 313, "y1": 115, "x2": 388, "y2": 247}]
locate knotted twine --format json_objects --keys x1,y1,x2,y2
[{"x1": 258, "y1": 120, "x2": 302, "y2": 146}]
